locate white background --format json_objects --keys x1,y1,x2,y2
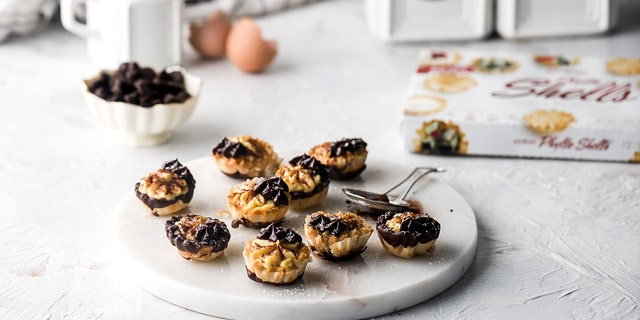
[{"x1": 1, "y1": 1, "x2": 639, "y2": 319}]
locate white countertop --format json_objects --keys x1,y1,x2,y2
[{"x1": 1, "y1": 1, "x2": 640, "y2": 319}]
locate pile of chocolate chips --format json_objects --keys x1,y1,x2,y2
[{"x1": 88, "y1": 62, "x2": 191, "y2": 107}]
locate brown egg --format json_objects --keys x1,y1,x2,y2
[
  {"x1": 226, "y1": 18, "x2": 278, "y2": 73},
  {"x1": 189, "y1": 10, "x2": 232, "y2": 59}
]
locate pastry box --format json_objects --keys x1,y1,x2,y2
[{"x1": 402, "y1": 49, "x2": 640, "y2": 163}]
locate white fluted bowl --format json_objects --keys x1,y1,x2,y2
[{"x1": 82, "y1": 66, "x2": 202, "y2": 147}]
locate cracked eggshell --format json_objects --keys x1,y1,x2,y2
[
  {"x1": 226, "y1": 18, "x2": 277, "y2": 73},
  {"x1": 189, "y1": 10, "x2": 232, "y2": 59}
]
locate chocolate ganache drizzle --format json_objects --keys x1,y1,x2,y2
[
  {"x1": 377, "y1": 212, "x2": 441, "y2": 247},
  {"x1": 329, "y1": 138, "x2": 367, "y2": 157},
  {"x1": 257, "y1": 223, "x2": 302, "y2": 244},
  {"x1": 254, "y1": 176, "x2": 289, "y2": 206},
  {"x1": 290, "y1": 154, "x2": 330, "y2": 179},
  {"x1": 164, "y1": 159, "x2": 196, "y2": 186},
  {"x1": 308, "y1": 213, "x2": 348, "y2": 236},
  {"x1": 212, "y1": 137, "x2": 252, "y2": 158}
]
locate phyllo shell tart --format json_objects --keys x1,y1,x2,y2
[
  {"x1": 243, "y1": 223, "x2": 312, "y2": 285},
  {"x1": 304, "y1": 211, "x2": 373, "y2": 261},
  {"x1": 376, "y1": 211, "x2": 441, "y2": 258},
  {"x1": 308, "y1": 138, "x2": 368, "y2": 180},
  {"x1": 227, "y1": 176, "x2": 291, "y2": 229},
  {"x1": 211, "y1": 135, "x2": 281, "y2": 179},
  {"x1": 165, "y1": 214, "x2": 231, "y2": 261},
  {"x1": 275, "y1": 154, "x2": 331, "y2": 210},
  {"x1": 472, "y1": 57, "x2": 520, "y2": 73},
  {"x1": 414, "y1": 120, "x2": 468, "y2": 154},
  {"x1": 135, "y1": 159, "x2": 196, "y2": 216}
]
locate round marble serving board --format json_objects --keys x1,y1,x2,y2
[{"x1": 114, "y1": 157, "x2": 477, "y2": 320}]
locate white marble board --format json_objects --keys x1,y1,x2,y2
[{"x1": 113, "y1": 157, "x2": 478, "y2": 319}]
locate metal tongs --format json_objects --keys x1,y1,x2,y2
[{"x1": 342, "y1": 167, "x2": 445, "y2": 212}]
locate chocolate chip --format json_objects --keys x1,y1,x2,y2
[
  {"x1": 134, "y1": 79, "x2": 153, "y2": 96},
  {"x1": 93, "y1": 87, "x2": 110, "y2": 99},
  {"x1": 163, "y1": 94, "x2": 176, "y2": 104},
  {"x1": 140, "y1": 67, "x2": 155, "y2": 80},
  {"x1": 176, "y1": 91, "x2": 190, "y2": 101},
  {"x1": 88, "y1": 62, "x2": 191, "y2": 107},
  {"x1": 123, "y1": 91, "x2": 140, "y2": 105}
]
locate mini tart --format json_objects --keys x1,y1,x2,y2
[
  {"x1": 275, "y1": 154, "x2": 331, "y2": 210},
  {"x1": 523, "y1": 109, "x2": 575, "y2": 134},
  {"x1": 606, "y1": 58, "x2": 640, "y2": 75},
  {"x1": 304, "y1": 211, "x2": 373, "y2": 261},
  {"x1": 227, "y1": 176, "x2": 291, "y2": 228},
  {"x1": 423, "y1": 73, "x2": 477, "y2": 93},
  {"x1": 211, "y1": 135, "x2": 282, "y2": 179},
  {"x1": 165, "y1": 214, "x2": 231, "y2": 261},
  {"x1": 308, "y1": 138, "x2": 368, "y2": 180},
  {"x1": 534, "y1": 54, "x2": 580, "y2": 67},
  {"x1": 417, "y1": 49, "x2": 462, "y2": 66},
  {"x1": 472, "y1": 57, "x2": 520, "y2": 73},
  {"x1": 414, "y1": 120, "x2": 468, "y2": 154},
  {"x1": 135, "y1": 159, "x2": 196, "y2": 216},
  {"x1": 376, "y1": 211, "x2": 441, "y2": 258},
  {"x1": 243, "y1": 223, "x2": 312, "y2": 285},
  {"x1": 404, "y1": 94, "x2": 447, "y2": 116}
]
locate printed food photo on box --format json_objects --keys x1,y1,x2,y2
[{"x1": 403, "y1": 49, "x2": 640, "y2": 163}]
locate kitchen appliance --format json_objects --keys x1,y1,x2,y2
[
  {"x1": 496, "y1": 0, "x2": 618, "y2": 39},
  {"x1": 365, "y1": 0, "x2": 495, "y2": 41},
  {"x1": 365, "y1": 0, "x2": 621, "y2": 41},
  {"x1": 60, "y1": 0, "x2": 183, "y2": 69}
]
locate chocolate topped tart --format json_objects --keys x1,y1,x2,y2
[
  {"x1": 211, "y1": 135, "x2": 281, "y2": 179},
  {"x1": 304, "y1": 211, "x2": 373, "y2": 261},
  {"x1": 135, "y1": 159, "x2": 195, "y2": 216},
  {"x1": 242, "y1": 223, "x2": 312, "y2": 285},
  {"x1": 308, "y1": 138, "x2": 368, "y2": 180},
  {"x1": 227, "y1": 176, "x2": 291, "y2": 229},
  {"x1": 376, "y1": 211, "x2": 440, "y2": 258},
  {"x1": 212, "y1": 136, "x2": 251, "y2": 158},
  {"x1": 165, "y1": 214, "x2": 230, "y2": 261},
  {"x1": 275, "y1": 154, "x2": 331, "y2": 210}
]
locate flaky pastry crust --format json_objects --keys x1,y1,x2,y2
[
  {"x1": 243, "y1": 236, "x2": 311, "y2": 285},
  {"x1": 376, "y1": 211, "x2": 440, "y2": 259},
  {"x1": 377, "y1": 237, "x2": 437, "y2": 258}
]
